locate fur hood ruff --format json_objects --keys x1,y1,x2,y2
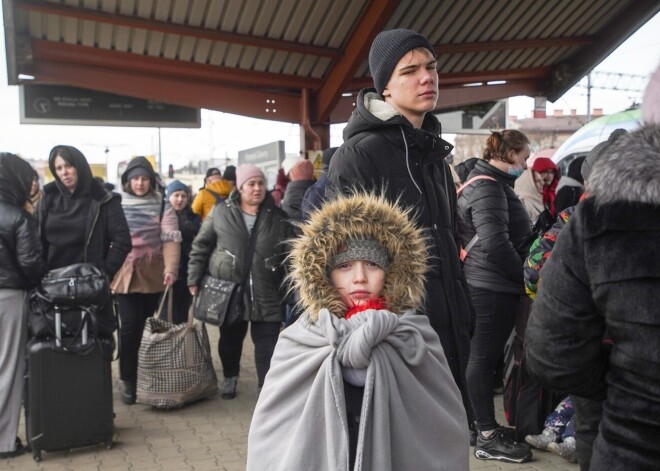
[
  {"x1": 287, "y1": 193, "x2": 428, "y2": 320},
  {"x1": 588, "y1": 124, "x2": 660, "y2": 206}
]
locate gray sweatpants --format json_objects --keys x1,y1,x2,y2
[{"x1": 0, "y1": 289, "x2": 27, "y2": 453}]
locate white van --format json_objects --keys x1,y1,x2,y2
[{"x1": 552, "y1": 108, "x2": 642, "y2": 175}]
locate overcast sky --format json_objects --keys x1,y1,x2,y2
[{"x1": 1, "y1": 9, "x2": 658, "y2": 182}]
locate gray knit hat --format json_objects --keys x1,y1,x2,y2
[
  {"x1": 369, "y1": 29, "x2": 435, "y2": 95},
  {"x1": 582, "y1": 128, "x2": 628, "y2": 181},
  {"x1": 331, "y1": 238, "x2": 390, "y2": 271}
]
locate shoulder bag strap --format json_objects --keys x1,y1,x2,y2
[{"x1": 457, "y1": 174, "x2": 497, "y2": 261}]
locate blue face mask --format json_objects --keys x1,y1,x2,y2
[{"x1": 507, "y1": 164, "x2": 524, "y2": 178}]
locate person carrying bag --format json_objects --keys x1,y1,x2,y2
[
  {"x1": 136, "y1": 286, "x2": 218, "y2": 409},
  {"x1": 192, "y1": 209, "x2": 260, "y2": 328}
]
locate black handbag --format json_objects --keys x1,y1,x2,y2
[
  {"x1": 193, "y1": 211, "x2": 260, "y2": 327},
  {"x1": 28, "y1": 290, "x2": 117, "y2": 339},
  {"x1": 38, "y1": 263, "x2": 111, "y2": 307}
]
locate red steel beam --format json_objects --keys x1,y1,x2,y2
[
  {"x1": 330, "y1": 81, "x2": 543, "y2": 123},
  {"x1": 313, "y1": 0, "x2": 398, "y2": 124},
  {"x1": 350, "y1": 66, "x2": 550, "y2": 91},
  {"x1": 436, "y1": 36, "x2": 592, "y2": 54},
  {"x1": 31, "y1": 39, "x2": 320, "y2": 90},
  {"x1": 17, "y1": 0, "x2": 341, "y2": 59},
  {"x1": 26, "y1": 60, "x2": 302, "y2": 123}
]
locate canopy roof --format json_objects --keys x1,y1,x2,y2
[{"x1": 3, "y1": 0, "x2": 659, "y2": 126}]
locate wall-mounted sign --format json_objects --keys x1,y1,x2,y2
[
  {"x1": 238, "y1": 141, "x2": 285, "y2": 189},
  {"x1": 20, "y1": 84, "x2": 200, "y2": 128},
  {"x1": 435, "y1": 100, "x2": 507, "y2": 134}
]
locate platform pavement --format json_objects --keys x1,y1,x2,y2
[{"x1": 3, "y1": 327, "x2": 579, "y2": 471}]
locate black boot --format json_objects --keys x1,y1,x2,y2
[{"x1": 121, "y1": 380, "x2": 136, "y2": 405}]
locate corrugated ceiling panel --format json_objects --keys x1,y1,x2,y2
[
  {"x1": 252, "y1": 0, "x2": 277, "y2": 36},
  {"x1": 236, "y1": 0, "x2": 258, "y2": 34},
  {"x1": 188, "y1": 0, "x2": 209, "y2": 26},
  {"x1": 538, "y1": 0, "x2": 573, "y2": 38},
  {"x1": 282, "y1": 1, "x2": 309, "y2": 42},
  {"x1": 118, "y1": 0, "x2": 136, "y2": 16},
  {"x1": 100, "y1": 0, "x2": 119, "y2": 13},
  {"x1": 171, "y1": 0, "x2": 189, "y2": 23},
  {"x1": 147, "y1": 31, "x2": 165, "y2": 56},
  {"x1": 162, "y1": 33, "x2": 180, "y2": 59},
  {"x1": 179, "y1": 36, "x2": 197, "y2": 61},
  {"x1": 268, "y1": 0, "x2": 297, "y2": 39},
  {"x1": 135, "y1": 0, "x2": 153, "y2": 19},
  {"x1": 282, "y1": 52, "x2": 303, "y2": 74},
  {"x1": 97, "y1": 23, "x2": 113, "y2": 48},
  {"x1": 45, "y1": 14, "x2": 60, "y2": 41},
  {"x1": 298, "y1": 1, "x2": 329, "y2": 44},
  {"x1": 314, "y1": 0, "x2": 346, "y2": 47},
  {"x1": 62, "y1": 17, "x2": 77, "y2": 43},
  {"x1": 192, "y1": 38, "x2": 212, "y2": 63},
  {"x1": 326, "y1": 1, "x2": 362, "y2": 49},
  {"x1": 269, "y1": 50, "x2": 289, "y2": 73},
  {"x1": 296, "y1": 55, "x2": 317, "y2": 76},
  {"x1": 311, "y1": 56, "x2": 331, "y2": 79},
  {"x1": 203, "y1": 0, "x2": 224, "y2": 29},
  {"x1": 253, "y1": 48, "x2": 274, "y2": 71},
  {"x1": 221, "y1": 0, "x2": 244, "y2": 31},
  {"x1": 130, "y1": 28, "x2": 147, "y2": 54},
  {"x1": 223, "y1": 43, "x2": 243, "y2": 67},
  {"x1": 153, "y1": 0, "x2": 172, "y2": 21},
  {"x1": 81, "y1": 19, "x2": 96, "y2": 47},
  {"x1": 208, "y1": 41, "x2": 228, "y2": 66},
  {"x1": 239, "y1": 45, "x2": 259, "y2": 69},
  {"x1": 27, "y1": 11, "x2": 43, "y2": 38},
  {"x1": 114, "y1": 25, "x2": 130, "y2": 51}
]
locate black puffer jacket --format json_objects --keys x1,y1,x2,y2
[
  {"x1": 326, "y1": 89, "x2": 474, "y2": 389},
  {"x1": 457, "y1": 159, "x2": 532, "y2": 294},
  {"x1": 37, "y1": 147, "x2": 131, "y2": 280},
  {"x1": 188, "y1": 191, "x2": 293, "y2": 323},
  {"x1": 0, "y1": 154, "x2": 46, "y2": 288}
]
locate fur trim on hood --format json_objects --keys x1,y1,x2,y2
[
  {"x1": 588, "y1": 124, "x2": 660, "y2": 206},
  {"x1": 287, "y1": 192, "x2": 428, "y2": 320}
]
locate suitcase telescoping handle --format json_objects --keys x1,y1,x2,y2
[{"x1": 53, "y1": 305, "x2": 88, "y2": 347}]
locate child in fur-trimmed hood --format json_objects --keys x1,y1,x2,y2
[{"x1": 247, "y1": 192, "x2": 469, "y2": 471}]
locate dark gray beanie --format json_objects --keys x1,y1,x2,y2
[
  {"x1": 582, "y1": 128, "x2": 628, "y2": 181},
  {"x1": 369, "y1": 29, "x2": 435, "y2": 95},
  {"x1": 331, "y1": 238, "x2": 390, "y2": 271}
]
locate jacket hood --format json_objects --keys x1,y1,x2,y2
[
  {"x1": 0, "y1": 153, "x2": 35, "y2": 207},
  {"x1": 121, "y1": 156, "x2": 156, "y2": 189},
  {"x1": 588, "y1": 124, "x2": 660, "y2": 206},
  {"x1": 287, "y1": 192, "x2": 428, "y2": 320},
  {"x1": 343, "y1": 89, "x2": 449, "y2": 150},
  {"x1": 514, "y1": 168, "x2": 542, "y2": 202},
  {"x1": 48, "y1": 145, "x2": 94, "y2": 197},
  {"x1": 207, "y1": 179, "x2": 234, "y2": 198}
]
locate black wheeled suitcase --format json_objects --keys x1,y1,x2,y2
[{"x1": 25, "y1": 307, "x2": 114, "y2": 462}]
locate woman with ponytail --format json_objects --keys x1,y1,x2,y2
[{"x1": 456, "y1": 130, "x2": 534, "y2": 463}]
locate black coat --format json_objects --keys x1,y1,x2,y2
[
  {"x1": 326, "y1": 88, "x2": 474, "y2": 391},
  {"x1": 526, "y1": 199, "x2": 660, "y2": 470},
  {"x1": 281, "y1": 179, "x2": 314, "y2": 223},
  {"x1": 187, "y1": 191, "x2": 293, "y2": 323},
  {"x1": 38, "y1": 179, "x2": 132, "y2": 280},
  {"x1": 457, "y1": 159, "x2": 532, "y2": 294},
  {"x1": 176, "y1": 206, "x2": 201, "y2": 282},
  {"x1": 0, "y1": 154, "x2": 46, "y2": 288}
]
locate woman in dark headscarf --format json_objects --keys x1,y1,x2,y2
[
  {"x1": 0, "y1": 153, "x2": 46, "y2": 459},
  {"x1": 37, "y1": 145, "x2": 131, "y2": 279}
]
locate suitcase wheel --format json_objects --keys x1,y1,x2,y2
[
  {"x1": 105, "y1": 441, "x2": 114, "y2": 450},
  {"x1": 33, "y1": 450, "x2": 42, "y2": 462}
]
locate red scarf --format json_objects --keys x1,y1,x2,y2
[{"x1": 344, "y1": 298, "x2": 387, "y2": 320}]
